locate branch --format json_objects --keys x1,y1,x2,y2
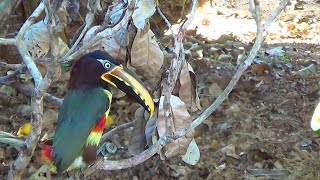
[
  {"x1": 15, "y1": 2, "x2": 44, "y2": 40},
  {"x1": 161, "y1": 0, "x2": 198, "y2": 136},
  {"x1": 63, "y1": 0, "x2": 94, "y2": 58},
  {"x1": 0, "y1": 38, "x2": 16, "y2": 45},
  {"x1": 84, "y1": 136, "x2": 168, "y2": 174},
  {"x1": 10, "y1": 83, "x2": 62, "y2": 106},
  {"x1": 0, "y1": 70, "x2": 62, "y2": 106},
  {"x1": 0, "y1": 62, "x2": 23, "y2": 69},
  {"x1": 0, "y1": 69, "x2": 23, "y2": 84},
  {"x1": 7, "y1": 1, "x2": 56, "y2": 179},
  {"x1": 59, "y1": 0, "x2": 136, "y2": 63},
  {"x1": 101, "y1": 121, "x2": 134, "y2": 142}
]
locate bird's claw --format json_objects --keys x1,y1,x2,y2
[{"x1": 97, "y1": 142, "x2": 117, "y2": 159}]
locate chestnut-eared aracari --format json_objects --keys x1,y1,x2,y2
[{"x1": 43, "y1": 50, "x2": 154, "y2": 173}]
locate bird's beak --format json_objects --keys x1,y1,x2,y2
[{"x1": 101, "y1": 66, "x2": 154, "y2": 117}]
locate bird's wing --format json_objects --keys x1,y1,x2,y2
[{"x1": 52, "y1": 88, "x2": 109, "y2": 172}]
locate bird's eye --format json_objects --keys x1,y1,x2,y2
[{"x1": 104, "y1": 62, "x2": 111, "y2": 69}]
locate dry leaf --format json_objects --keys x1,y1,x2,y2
[
  {"x1": 157, "y1": 95, "x2": 194, "y2": 158},
  {"x1": 179, "y1": 62, "x2": 201, "y2": 113},
  {"x1": 221, "y1": 144, "x2": 239, "y2": 159},
  {"x1": 66, "y1": 0, "x2": 80, "y2": 21},
  {"x1": 23, "y1": 21, "x2": 69, "y2": 58},
  {"x1": 131, "y1": 29, "x2": 164, "y2": 76},
  {"x1": 83, "y1": 26, "x2": 127, "y2": 61},
  {"x1": 251, "y1": 63, "x2": 270, "y2": 74},
  {"x1": 0, "y1": 85, "x2": 16, "y2": 96},
  {"x1": 248, "y1": 149, "x2": 272, "y2": 161},
  {"x1": 208, "y1": 83, "x2": 222, "y2": 97},
  {"x1": 131, "y1": 30, "x2": 164, "y2": 75},
  {"x1": 132, "y1": 0, "x2": 156, "y2": 29},
  {"x1": 128, "y1": 107, "x2": 147, "y2": 156},
  {"x1": 181, "y1": 138, "x2": 200, "y2": 165}
]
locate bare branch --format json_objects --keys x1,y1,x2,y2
[
  {"x1": 0, "y1": 38, "x2": 16, "y2": 45},
  {"x1": 262, "y1": 0, "x2": 289, "y2": 31},
  {"x1": 7, "y1": 1, "x2": 57, "y2": 178},
  {"x1": 60, "y1": 0, "x2": 136, "y2": 63},
  {"x1": 10, "y1": 83, "x2": 62, "y2": 106},
  {"x1": 85, "y1": 136, "x2": 168, "y2": 174},
  {"x1": 16, "y1": 2, "x2": 44, "y2": 40},
  {"x1": 64, "y1": 0, "x2": 95, "y2": 58},
  {"x1": 161, "y1": 0, "x2": 198, "y2": 136},
  {"x1": 0, "y1": 62, "x2": 23, "y2": 69},
  {"x1": 0, "y1": 69, "x2": 21, "y2": 84}
]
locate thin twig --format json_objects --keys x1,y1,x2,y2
[
  {"x1": 0, "y1": 38, "x2": 16, "y2": 45},
  {"x1": 101, "y1": 121, "x2": 134, "y2": 142},
  {"x1": 10, "y1": 83, "x2": 62, "y2": 106},
  {"x1": 60, "y1": 0, "x2": 136, "y2": 63},
  {"x1": 64, "y1": 0, "x2": 95, "y2": 58}
]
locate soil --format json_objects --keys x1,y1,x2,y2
[{"x1": 1, "y1": 0, "x2": 320, "y2": 179}]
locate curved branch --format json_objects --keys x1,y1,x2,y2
[{"x1": 101, "y1": 121, "x2": 134, "y2": 142}]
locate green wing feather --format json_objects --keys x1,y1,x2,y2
[{"x1": 52, "y1": 88, "x2": 109, "y2": 172}]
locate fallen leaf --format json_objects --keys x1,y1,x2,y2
[
  {"x1": 131, "y1": 29, "x2": 163, "y2": 76},
  {"x1": 157, "y1": 95, "x2": 194, "y2": 158},
  {"x1": 181, "y1": 139, "x2": 200, "y2": 165},
  {"x1": 0, "y1": 85, "x2": 16, "y2": 96},
  {"x1": 17, "y1": 122, "x2": 30, "y2": 136},
  {"x1": 208, "y1": 83, "x2": 222, "y2": 97},
  {"x1": 247, "y1": 168, "x2": 290, "y2": 179},
  {"x1": 179, "y1": 62, "x2": 201, "y2": 113},
  {"x1": 265, "y1": 46, "x2": 284, "y2": 56},
  {"x1": 248, "y1": 149, "x2": 272, "y2": 161},
  {"x1": 251, "y1": 63, "x2": 270, "y2": 74},
  {"x1": 221, "y1": 144, "x2": 239, "y2": 159}
]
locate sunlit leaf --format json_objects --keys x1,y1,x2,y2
[
  {"x1": 181, "y1": 138, "x2": 200, "y2": 165},
  {"x1": 157, "y1": 95, "x2": 194, "y2": 158},
  {"x1": 132, "y1": 0, "x2": 156, "y2": 29}
]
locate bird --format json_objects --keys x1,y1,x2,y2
[{"x1": 41, "y1": 50, "x2": 155, "y2": 173}]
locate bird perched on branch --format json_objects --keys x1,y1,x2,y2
[{"x1": 41, "y1": 50, "x2": 154, "y2": 173}]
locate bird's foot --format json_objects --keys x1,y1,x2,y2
[{"x1": 97, "y1": 142, "x2": 117, "y2": 159}]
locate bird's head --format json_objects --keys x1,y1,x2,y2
[{"x1": 69, "y1": 50, "x2": 154, "y2": 117}]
